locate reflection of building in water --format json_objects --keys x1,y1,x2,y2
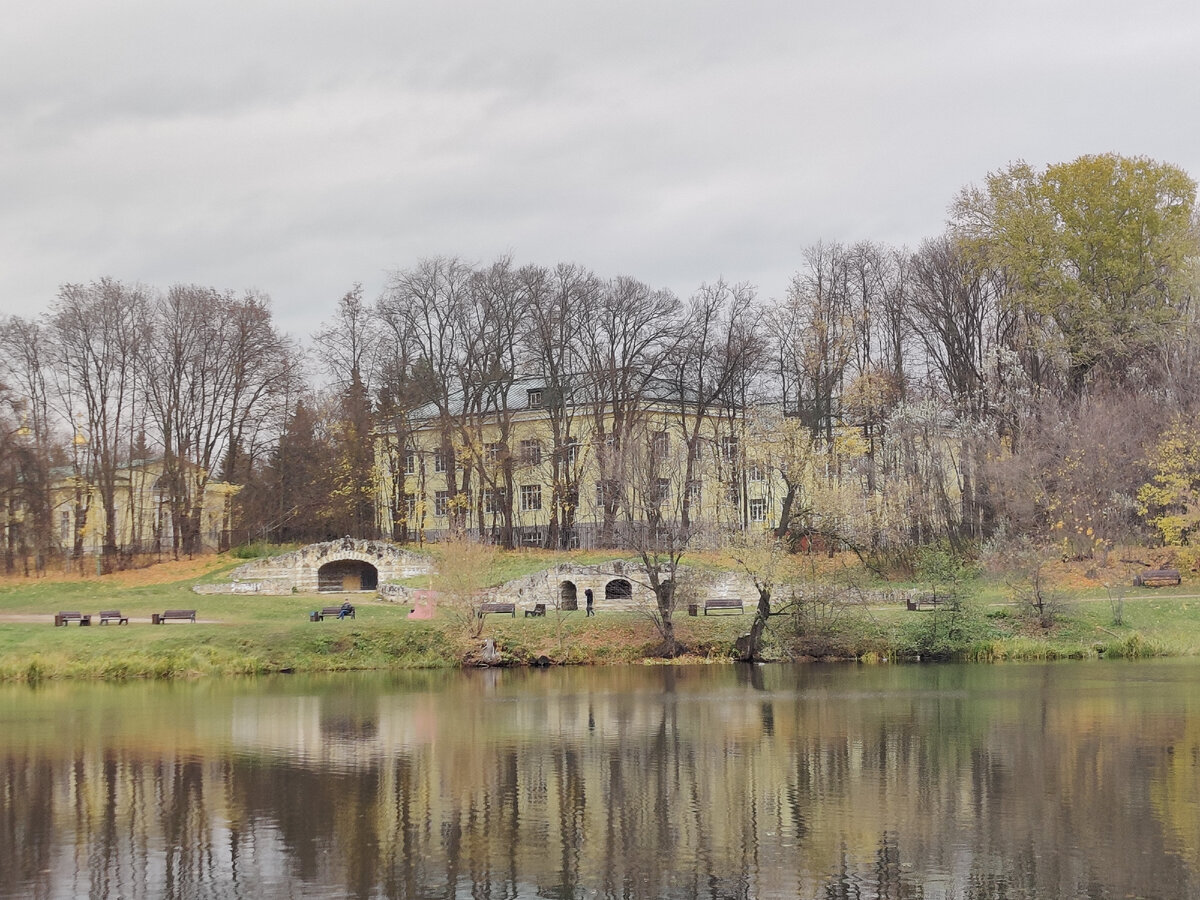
[{"x1": 5, "y1": 666, "x2": 1200, "y2": 899}]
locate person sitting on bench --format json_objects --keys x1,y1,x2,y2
[{"x1": 338, "y1": 601, "x2": 354, "y2": 620}]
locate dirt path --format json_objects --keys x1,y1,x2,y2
[{"x1": 0, "y1": 613, "x2": 219, "y2": 625}]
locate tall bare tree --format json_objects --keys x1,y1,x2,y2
[
  {"x1": 50, "y1": 278, "x2": 148, "y2": 569},
  {"x1": 0, "y1": 317, "x2": 59, "y2": 570},
  {"x1": 519, "y1": 263, "x2": 597, "y2": 548},
  {"x1": 141, "y1": 285, "x2": 295, "y2": 556},
  {"x1": 775, "y1": 243, "x2": 854, "y2": 447},
  {"x1": 378, "y1": 257, "x2": 475, "y2": 539},
  {"x1": 663, "y1": 280, "x2": 764, "y2": 535},
  {"x1": 579, "y1": 276, "x2": 679, "y2": 546}
]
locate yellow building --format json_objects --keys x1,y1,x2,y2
[
  {"x1": 375, "y1": 377, "x2": 785, "y2": 548},
  {"x1": 47, "y1": 458, "x2": 239, "y2": 557}
]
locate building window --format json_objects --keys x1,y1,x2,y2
[
  {"x1": 434, "y1": 491, "x2": 449, "y2": 517},
  {"x1": 520, "y1": 439, "x2": 542, "y2": 466},
  {"x1": 725, "y1": 482, "x2": 739, "y2": 505},
  {"x1": 485, "y1": 442, "x2": 505, "y2": 463},
  {"x1": 404, "y1": 496, "x2": 417, "y2": 519},
  {"x1": 686, "y1": 480, "x2": 702, "y2": 506},
  {"x1": 749, "y1": 498, "x2": 767, "y2": 522},
  {"x1": 655, "y1": 478, "x2": 671, "y2": 503},
  {"x1": 563, "y1": 438, "x2": 580, "y2": 469},
  {"x1": 748, "y1": 462, "x2": 765, "y2": 482},
  {"x1": 404, "y1": 449, "x2": 416, "y2": 475},
  {"x1": 651, "y1": 431, "x2": 669, "y2": 458},
  {"x1": 527, "y1": 389, "x2": 543, "y2": 408},
  {"x1": 434, "y1": 449, "x2": 447, "y2": 473},
  {"x1": 721, "y1": 435, "x2": 739, "y2": 463},
  {"x1": 596, "y1": 480, "x2": 619, "y2": 509},
  {"x1": 520, "y1": 483, "x2": 543, "y2": 512},
  {"x1": 484, "y1": 487, "x2": 508, "y2": 514}
]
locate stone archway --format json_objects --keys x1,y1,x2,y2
[
  {"x1": 215, "y1": 539, "x2": 431, "y2": 594},
  {"x1": 559, "y1": 580, "x2": 579, "y2": 611},
  {"x1": 318, "y1": 559, "x2": 379, "y2": 592},
  {"x1": 605, "y1": 578, "x2": 632, "y2": 601}
]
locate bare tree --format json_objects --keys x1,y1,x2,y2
[
  {"x1": 314, "y1": 285, "x2": 380, "y2": 537},
  {"x1": 379, "y1": 257, "x2": 475, "y2": 540},
  {"x1": 616, "y1": 422, "x2": 696, "y2": 656},
  {"x1": 460, "y1": 258, "x2": 524, "y2": 547},
  {"x1": 519, "y1": 263, "x2": 597, "y2": 548},
  {"x1": 776, "y1": 243, "x2": 854, "y2": 446},
  {"x1": 663, "y1": 280, "x2": 764, "y2": 536},
  {"x1": 313, "y1": 283, "x2": 381, "y2": 394},
  {"x1": 905, "y1": 236, "x2": 1011, "y2": 542},
  {"x1": 0, "y1": 317, "x2": 59, "y2": 570},
  {"x1": 579, "y1": 276, "x2": 680, "y2": 546},
  {"x1": 141, "y1": 285, "x2": 295, "y2": 556},
  {"x1": 50, "y1": 279, "x2": 149, "y2": 570}
]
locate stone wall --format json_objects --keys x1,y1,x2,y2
[
  {"x1": 490, "y1": 561, "x2": 758, "y2": 612},
  {"x1": 194, "y1": 538, "x2": 432, "y2": 595}
]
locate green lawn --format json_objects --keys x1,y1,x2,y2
[
  {"x1": 0, "y1": 554, "x2": 752, "y2": 682},
  {"x1": 1, "y1": 552, "x2": 1197, "y2": 682}
]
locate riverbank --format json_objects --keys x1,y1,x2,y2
[{"x1": 1, "y1": 553, "x2": 1197, "y2": 683}]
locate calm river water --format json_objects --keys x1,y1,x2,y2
[{"x1": 2, "y1": 660, "x2": 1199, "y2": 899}]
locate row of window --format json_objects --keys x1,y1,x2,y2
[
  {"x1": 404, "y1": 441, "x2": 582, "y2": 475},
  {"x1": 403, "y1": 440, "x2": 764, "y2": 478},
  {"x1": 399, "y1": 484, "x2": 769, "y2": 521}
]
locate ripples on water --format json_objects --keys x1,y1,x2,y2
[{"x1": 2, "y1": 661, "x2": 1199, "y2": 899}]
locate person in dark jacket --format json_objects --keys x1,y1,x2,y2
[{"x1": 585, "y1": 588, "x2": 595, "y2": 617}]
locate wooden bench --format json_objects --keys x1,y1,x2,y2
[
  {"x1": 55, "y1": 611, "x2": 91, "y2": 627},
  {"x1": 98, "y1": 610, "x2": 129, "y2": 625},
  {"x1": 905, "y1": 593, "x2": 943, "y2": 611},
  {"x1": 479, "y1": 602, "x2": 516, "y2": 618},
  {"x1": 153, "y1": 609, "x2": 196, "y2": 624},
  {"x1": 524, "y1": 603, "x2": 546, "y2": 618},
  {"x1": 1134, "y1": 568, "x2": 1182, "y2": 587},
  {"x1": 704, "y1": 598, "x2": 744, "y2": 615},
  {"x1": 311, "y1": 605, "x2": 355, "y2": 621}
]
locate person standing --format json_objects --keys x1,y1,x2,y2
[{"x1": 585, "y1": 588, "x2": 594, "y2": 617}]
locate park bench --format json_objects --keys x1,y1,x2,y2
[
  {"x1": 1133, "y1": 568, "x2": 1181, "y2": 587},
  {"x1": 524, "y1": 603, "x2": 546, "y2": 618},
  {"x1": 55, "y1": 611, "x2": 91, "y2": 626},
  {"x1": 311, "y1": 605, "x2": 355, "y2": 621},
  {"x1": 152, "y1": 609, "x2": 196, "y2": 624},
  {"x1": 479, "y1": 602, "x2": 516, "y2": 618},
  {"x1": 98, "y1": 610, "x2": 129, "y2": 625},
  {"x1": 905, "y1": 595, "x2": 943, "y2": 611},
  {"x1": 704, "y1": 598, "x2": 744, "y2": 615}
]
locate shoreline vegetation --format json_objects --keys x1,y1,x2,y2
[{"x1": 0, "y1": 550, "x2": 1197, "y2": 685}]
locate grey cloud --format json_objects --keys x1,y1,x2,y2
[{"x1": 2, "y1": 0, "x2": 1198, "y2": 338}]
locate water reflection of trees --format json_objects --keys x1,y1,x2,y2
[{"x1": 1, "y1": 664, "x2": 1199, "y2": 898}]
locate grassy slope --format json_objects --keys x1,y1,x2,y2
[
  {"x1": 0, "y1": 551, "x2": 1196, "y2": 682},
  {"x1": 0, "y1": 552, "x2": 749, "y2": 682}
]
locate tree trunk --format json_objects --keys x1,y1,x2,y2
[{"x1": 739, "y1": 586, "x2": 772, "y2": 661}]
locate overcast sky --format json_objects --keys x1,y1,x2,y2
[{"x1": 2, "y1": 1, "x2": 1197, "y2": 341}]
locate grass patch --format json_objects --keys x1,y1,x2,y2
[{"x1": 0, "y1": 547, "x2": 1197, "y2": 682}]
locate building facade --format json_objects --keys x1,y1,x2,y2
[
  {"x1": 374, "y1": 378, "x2": 788, "y2": 548},
  {"x1": 44, "y1": 458, "x2": 239, "y2": 559}
]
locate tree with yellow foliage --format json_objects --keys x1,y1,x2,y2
[{"x1": 1137, "y1": 418, "x2": 1200, "y2": 546}]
